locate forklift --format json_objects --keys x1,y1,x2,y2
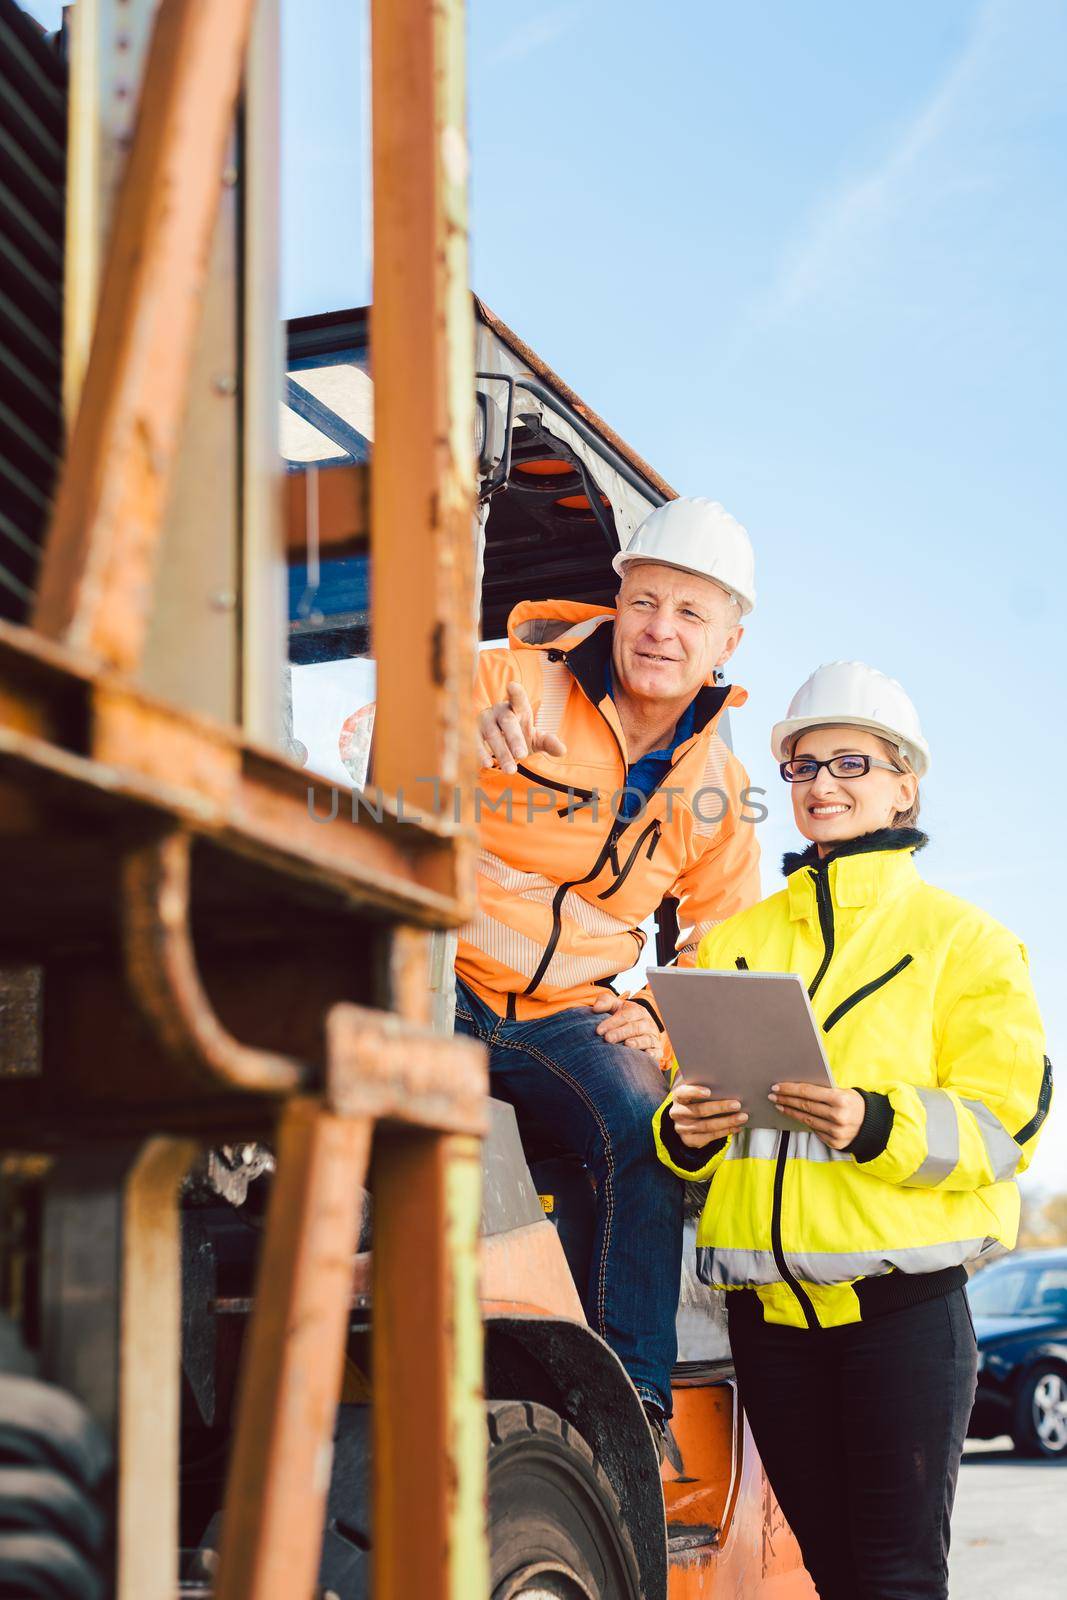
[{"x1": 0, "y1": 3, "x2": 814, "y2": 1596}]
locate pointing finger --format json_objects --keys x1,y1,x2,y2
[
  {"x1": 496, "y1": 708, "x2": 529, "y2": 761},
  {"x1": 506, "y1": 681, "x2": 533, "y2": 734}
]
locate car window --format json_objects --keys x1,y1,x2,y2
[
  {"x1": 967, "y1": 1266, "x2": 1028, "y2": 1316},
  {"x1": 1019, "y1": 1267, "x2": 1067, "y2": 1317},
  {"x1": 968, "y1": 1263, "x2": 1067, "y2": 1317}
]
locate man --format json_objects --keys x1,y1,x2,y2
[{"x1": 454, "y1": 496, "x2": 761, "y2": 1450}]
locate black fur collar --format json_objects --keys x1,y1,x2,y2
[{"x1": 782, "y1": 826, "x2": 928, "y2": 878}]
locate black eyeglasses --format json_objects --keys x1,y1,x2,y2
[{"x1": 780, "y1": 754, "x2": 901, "y2": 783}]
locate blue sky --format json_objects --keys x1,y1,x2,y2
[{"x1": 28, "y1": 0, "x2": 1065, "y2": 1187}]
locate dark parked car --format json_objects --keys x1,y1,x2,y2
[{"x1": 967, "y1": 1249, "x2": 1067, "y2": 1459}]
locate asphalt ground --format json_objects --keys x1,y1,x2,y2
[{"x1": 949, "y1": 1437, "x2": 1065, "y2": 1599}]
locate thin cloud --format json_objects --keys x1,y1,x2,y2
[
  {"x1": 486, "y1": 6, "x2": 582, "y2": 67},
  {"x1": 739, "y1": 0, "x2": 1018, "y2": 338}
]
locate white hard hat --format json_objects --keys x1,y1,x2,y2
[
  {"x1": 770, "y1": 661, "x2": 930, "y2": 777},
  {"x1": 612, "y1": 497, "x2": 756, "y2": 615}
]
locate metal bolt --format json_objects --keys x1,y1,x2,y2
[
  {"x1": 213, "y1": 373, "x2": 237, "y2": 397},
  {"x1": 210, "y1": 589, "x2": 237, "y2": 612},
  {"x1": 221, "y1": 164, "x2": 239, "y2": 188}
]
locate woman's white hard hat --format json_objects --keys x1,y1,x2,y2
[
  {"x1": 771, "y1": 661, "x2": 931, "y2": 777},
  {"x1": 612, "y1": 497, "x2": 756, "y2": 615}
]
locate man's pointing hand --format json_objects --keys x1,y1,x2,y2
[{"x1": 479, "y1": 680, "x2": 567, "y2": 772}]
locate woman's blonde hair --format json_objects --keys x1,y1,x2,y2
[{"x1": 877, "y1": 737, "x2": 921, "y2": 828}]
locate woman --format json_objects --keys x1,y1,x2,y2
[{"x1": 653, "y1": 660, "x2": 1051, "y2": 1600}]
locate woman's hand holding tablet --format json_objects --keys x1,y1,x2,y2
[
  {"x1": 669, "y1": 1084, "x2": 749, "y2": 1149},
  {"x1": 768, "y1": 1081, "x2": 865, "y2": 1150}
]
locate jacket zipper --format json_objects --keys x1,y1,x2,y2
[
  {"x1": 769, "y1": 1136, "x2": 818, "y2": 1329},
  {"x1": 807, "y1": 866, "x2": 836, "y2": 1000},
  {"x1": 513, "y1": 763, "x2": 596, "y2": 811},
  {"x1": 521, "y1": 816, "x2": 627, "y2": 995},
  {"x1": 521, "y1": 649, "x2": 649, "y2": 997},
  {"x1": 769, "y1": 863, "x2": 837, "y2": 1330},
  {"x1": 519, "y1": 648, "x2": 680, "y2": 996},
  {"x1": 821, "y1": 954, "x2": 914, "y2": 1033},
  {"x1": 596, "y1": 819, "x2": 662, "y2": 900},
  {"x1": 1015, "y1": 1054, "x2": 1053, "y2": 1146}
]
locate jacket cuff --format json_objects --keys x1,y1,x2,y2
[
  {"x1": 845, "y1": 1089, "x2": 895, "y2": 1164},
  {"x1": 631, "y1": 992, "x2": 664, "y2": 1031},
  {"x1": 630, "y1": 990, "x2": 672, "y2": 1067},
  {"x1": 652, "y1": 1096, "x2": 729, "y2": 1178}
]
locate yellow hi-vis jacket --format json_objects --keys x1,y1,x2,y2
[{"x1": 653, "y1": 832, "x2": 1052, "y2": 1329}]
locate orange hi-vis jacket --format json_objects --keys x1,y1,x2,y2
[{"x1": 456, "y1": 600, "x2": 763, "y2": 1051}]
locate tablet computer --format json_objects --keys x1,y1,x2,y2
[{"x1": 646, "y1": 967, "x2": 836, "y2": 1133}]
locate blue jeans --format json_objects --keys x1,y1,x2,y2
[{"x1": 454, "y1": 978, "x2": 683, "y2": 1414}]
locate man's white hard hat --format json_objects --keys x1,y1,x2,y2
[
  {"x1": 612, "y1": 497, "x2": 756, "y2": 616},
  {"x1": 771, "y1": 661, "x2": 931, "y2": 777}
]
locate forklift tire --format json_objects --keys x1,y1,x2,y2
[
  {"x1": 313, "y1": 1400, "x2": 642, "y2": 1599},
  {"x1": 487, "y1": 1400, "x2": 642, "y2": 1600},
  {"x1": 0, "y1": 1370, "x2": 110, "y2": 1600}
]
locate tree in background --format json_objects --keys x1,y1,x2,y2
[{"x1": 1018, "y1": 1190, "x2": 1067, "y2": 1249}]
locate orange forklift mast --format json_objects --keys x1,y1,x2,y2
[
  {"x1": 0, "y1": 3, "x2": 815, "y2": 1597},
  {"x1": 1, "y1": 2, "x2": 487, "y2": 1597}
]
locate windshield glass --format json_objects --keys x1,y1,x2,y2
[{"x1": 968, "y1": 1262, "x2": 1067, "y2": 1318}]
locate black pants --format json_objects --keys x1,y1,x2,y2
[{"x1": 728, "y1": 1288, "x2": 978, "y2": 1600}]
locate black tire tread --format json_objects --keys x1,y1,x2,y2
[
  {"x1": 0, "y1": 1376, "x2": 110, "y2": 1494},
  {"x1": 486, "y1": 1398, "x2": 641, "y2": 1591},
  {"x1": 303, "y1": 1400, "x2": 646, "y2": 1599}
]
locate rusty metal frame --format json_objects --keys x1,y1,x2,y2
[
  {"x1": 213, "y1": 1047, "x2": 488, "y2": 1600},
  {"x1": 34, "y1": 0, "x2": 259, "y2": 670},
  {"x1": 369, "y1": 0, "x2": 477, "y2": 825},
  {"x1": 1, "y1": 2, "x2": 487, "y2": 1598}
]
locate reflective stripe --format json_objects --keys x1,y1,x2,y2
[
  {"x1": 460, "y1": 907, "x2": 629, "y2": 993},
  {"x1": 698, "y1": 1237, "x2": 994, "y2": 1290},
  {"x1": 477, "y1": 850, "x2": 556, "y2": 899},
  {"x1": 903, "y1": 1088, "x2": 960, "y2": 1186},
  {"x1": 725, "y1": 1129, "x2": 779, "y2": 1162},
  {"x1": 725, "y1": 1128, "x2": 850, "y2": 1164},
  {"x1": 786, "y1": 1238, "x2": 988, "y2": 1284},
  {"x1": 697, "y1": 1246, "x2": 780, "y2": 1287},
  {"x1": 478, "y1": 853, "x2": 638, "y2": 939},
  {"x1": 560, "y1": 887, "x2": 640, "y2": 941},
  {"x1": 543, "y1": 945, "x2": 630, "y2": 992},
  {"x1": 457, "y1": 909, "x2": 543, "y2": 979},
  {"x1": 691, "y1": 734, "x2": 729, "y2": 837},
  {"x1": 534, "y1": 659, "x2": 571, "y2": 739},
  {"x1": 962, "y1": 1099, "x2": 1022, "y2": 1182}
]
